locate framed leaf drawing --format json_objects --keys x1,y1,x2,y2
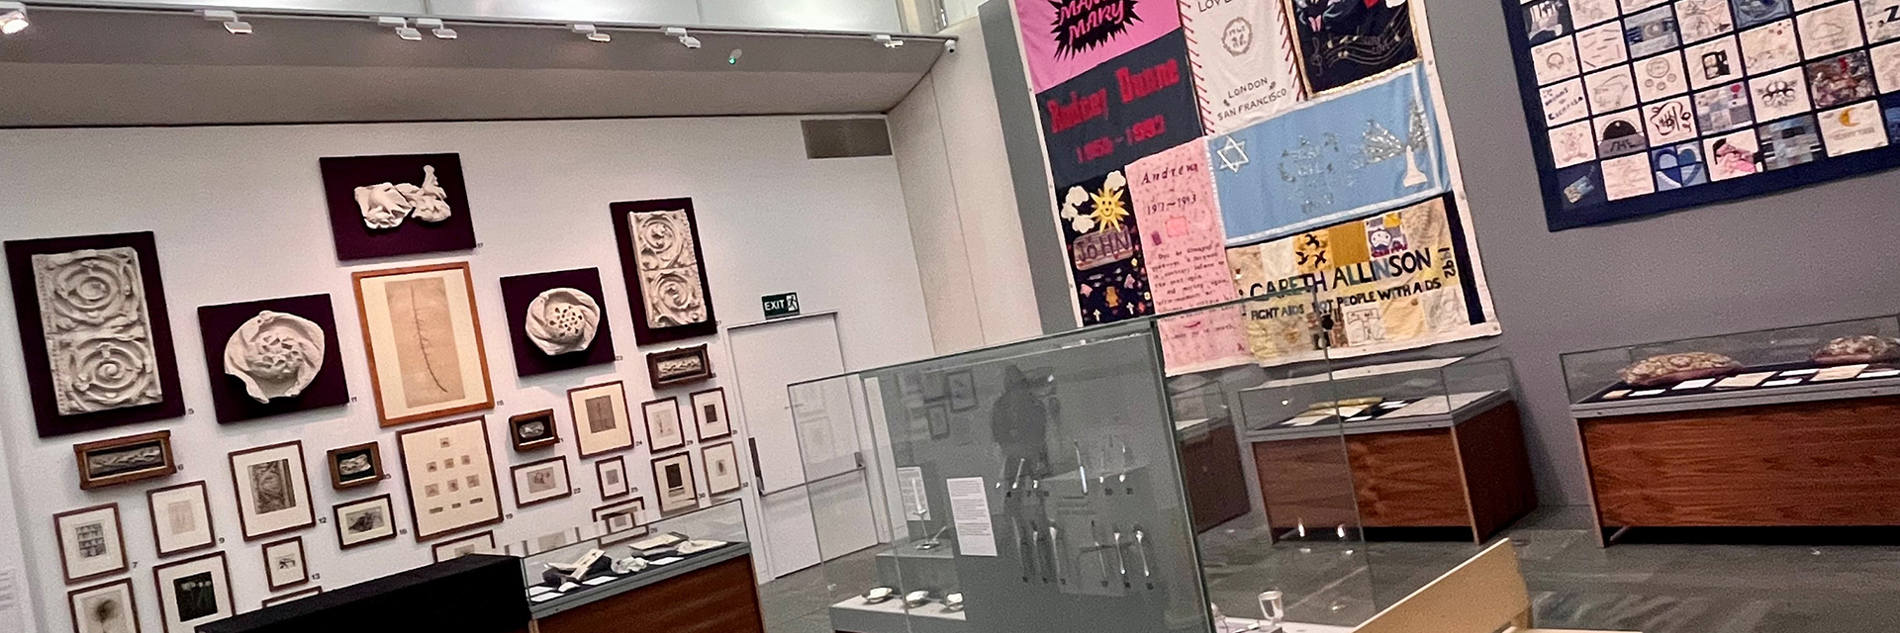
[
  {"x1": 4, "y1": 231, "x2": 186, "y2": 438},
  {"x1": 332, "y1": 495, "x2": 397, "y2": 549},
  {"x1": 650, "y1": 453, "x2": 700, "y2": 515},
  {"x1": 319, "y1": 153, "x2": 477, "y2": 261},
  {"x1": 507, "y1": 409, "x2": 559, "y2": 452},
  {"x1": 498, "y1": 268, "x2": 616, "y2": 377},
  {"x1": 432, "y1": 530, "x2": 497, "y2": 562},
  {"x1": 151, "y1": 552, "x2": 232, "y2": 633},
  {"x1": 642, "y1": 397, "x2": 686, "y2": 453},
  {"x1": 260, "y1": 537, "x2": 309, "y2": 590},
  {"x1": 325, "y1": 441, "x2": 385, "y2": 490},
  {"x1": 74, "y1": 430, "x2": 176, "y2": 490},
  {"x1": 596, "y1": 456, "x2": 631, "y2": 500},
  {"x1": 509, "y1": 456, "x2": 573, "y2": 507},
  {"x1": 568, "y1": 381, "x2": 635, "y2": 457},
  {"x1": 147, "y1": 481, "x2": 216, "y2": 557},
  {"x1": 351, "y1": 262, "x2": 495, "y2": 428},
  {"x1": 690, "y1": 388, "x2": 731, "y2": 441},
  {"x1": 67, "y1": 578, "x2": 140, "y2": 633},
  {"x1": 54, "y1": 503, "x2": 128, "y2": 584},
  {"x1": 702, "y1": 442, "x2": 743, "y2": 496},
  {"x1": 196, "y1": 294, "x2": 349, "y2": 424},
  {"x1": 395, "y1": 416, "x2": 503, "y2": 541},
  {"x1": 226, "y1": 441, "x2": 316, "y2": 541},
  {"x1": 611, "y1": 198, "x2": 718, "y2": 345}
]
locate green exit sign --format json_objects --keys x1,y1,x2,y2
[{"x1": 761, "y1": 293, "x2": 800, "y2": 319}]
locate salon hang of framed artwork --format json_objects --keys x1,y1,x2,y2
[
  {"x1": 611, "y1": 198, "x2": 718, "y2": 346},
  {"x1": 197, "y1": 294, "x2": 350, "y2": 424},
  {"x1": 1505, "y1": 0, "x2": 1900, "y2": 230},
  {"x1": 5, "y1": 231, "x2": 186, "y2": 438},
  {"x1": 395, "y1": 416, "x2": 504, "y2": 541},
  {"x1": 352, "y1": 262, "x2": 495, "y2": 427},
  {"x1": 319, "y1": 152, "x2": 477, "y2": 261},
  {"x1": 498, "y1": 268, "x2": 616, "y2": 377}
]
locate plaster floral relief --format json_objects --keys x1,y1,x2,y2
[
  {"x1": 354, "y1": 165, "x2": 452, "y2": 229},
  {"x1": 632, "y1": 210, "x2": 709, "y2": 328},
  {"x1": 524, "y1": 288, "x2": 600, "y2": 356},
  {"x1": 32, "y1": 247, "x2": 164, "y2": 415},
  {"x1": 224, "y1": 310, "x2": 326, "y2": 403}
]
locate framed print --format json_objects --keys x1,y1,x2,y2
[
  {"x1": 592, "y1": 498, "x2": 647, "y2": 545},
  {"x1": 67, "y1": 578, "x2": 140, "y2": 633},
  {"x1": 510, "y1": 456, "x2": 573, "y2": 507},
  {"x1": 54, "y1": 504, "x2": 127, "y2": 584},
  {"x1": 646, "y1": 344, "x2": 715, "y2": 390},
  {"x1": 596, "y1": 456, "x2": 631, "y2": 500},
  {"x1": 332, "y1": 495, "x2": 397, "y2": 549},
  {"x1": 74, "y1": 430, "x2": 176, "y2": 490},
  {"x1": 196, "y1": 294, "x2": 349, "y2": 424},
  {"x1": 5, "y1": 231, "x2": 186, "y2": 438},
  {"x1": 395, "y1": 416, "x2": 503, "y2": 541},
  {"x1": 226, "y1": 441, "x2": 316, "y2": 541},
  {"x1": 260, "y1": 586, "x2": 322, "y2": 608},
  {"x1": 702, "y1": 442, "x2": 742, "y2": 496},
  {"x1": 650, "y1": 453, "x2": 699, "y2": 514},
  {"x1": 260, "y1": 537, "x2": 308, "y2": 590},
  {"x1": 432, "y1": 530, "x2": 497, "y2": 562},
  {"x1": 325, "y1": 441, "x2": 385, "y2": 490},
  {"x1": 689, "y1": 388, "x2": 731, "y2": 441},
  {"x1": 642, "y1": 397, "x2": 686, "y2": 453},
  {"x1": 927, "y1": 405, "x2": 949, "y2": 440},
  {"x1": 498, "y1": 268, "x2": 616, "y2": 377},
  {"x1": 319, "y1": 153, "x2": 476, "y2": 261},
  {"x1": 529, "y1": 528, "x2": 580, "y2": 555},
  {"x1": 946, "y1": 370, "x2": 977, "y2": 411},
  {"x1": 351, "y1": 262, "x2": 495, "y2": 428},
  {"x1": 151, "y1": 552, "x2": 232, "y2": 633},
  {"x1": 508, "y1": 409, "x2": 559, "y2": 452},
  {"x1": 611, "y1": 198, "x2": 718, "y2": 346},
  {"x1": 146, "y1": 481, "x2": 215, "y2": 557},
  {"x1": 568, "y1": 381, "x2": 635, "y2": 457}
]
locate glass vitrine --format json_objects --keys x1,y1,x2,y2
[{"x1": 517, "y1": 497, "x2": 750, "y2": 615}]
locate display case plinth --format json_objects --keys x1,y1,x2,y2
[{"x1": 533, "y1": 545, "x2": 764, "y2": 633}]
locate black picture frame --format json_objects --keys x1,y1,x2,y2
[
  {"x1": 319, "y1": 152, "x2": 477, "y2": 261},
  {"x1": 610, "y1": 198, "x2": 718, "y2": 346},
  {"x1": 5, "y1": 231, "x2": 186, "y2": 438},
  {"x1": 497, "y1": 268, "x2": 617, "y2": 377},
  {"x1": 196, "y1": 294, "x2": 350, "y2": 424}
]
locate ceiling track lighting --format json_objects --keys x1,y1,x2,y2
[
  {"x1": 376, "y1": 15, "x2": 421, "y2": 41},
  {"x1": 201, "y1": 10, "x2": 251, "y2": 35},
  {"x1": 415, "y1": 17, "x2": 455, "y2": 40},
  {"x1": 570, "y1": 23, "x2": 609, "y2": 43},
  {"x1": 664, "y1": 26, "x2": 700, "y2": 49},
  {"x1": 0, "y1": 2, "x2": 28, "y2": 36},
  {"x1": 874, "y1": 34, "x2": 903, "y2": 49}
]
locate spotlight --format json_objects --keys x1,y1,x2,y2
[
  {"x1": 376, "y1": 16, "x2": 421, "y2": 41},
  {"x1": 874, "y1": 34, "x2": 904, "y2": 48},
  {"x1": 571, "y1": 23, "x2": 610, "y2": 43},
  {"x1": 727, "y1": 48, "x2": 742, "y2": 65},
  {"x1": 0, "y1": 2, "x2": 28, "y2": 35},
  {"x1": 665, "y1": 27, "x2": 700, "y2": 49},
  {"x1": 416, "y1": 18, "x2": 455, "y2": 40},
  {"x1": 201, "y1": 10, "x2": 251, "y2": 35}
]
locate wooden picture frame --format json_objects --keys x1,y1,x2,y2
[
  {"x1": 260, "y1": 586, "x2": 323, "y2": 608},
  {"x1": 595, "y1": 456, "x2": 631, "y2": 501},
  {"x1": 432, "y1": 530, "x2": 497, "y2": 562},
  {"x1": 325, "y1": 441, "x2": 385, "y2": 489},
  {"x1": 508, "y1": 409, "x2": 560, "y2": 452},
  {"x1": 702, "y1": 442, "x2": 744, "y2": 496},
  {"x1": 509, "y1": 456, "x2": 573, "y2": 508},
  {"x1": 650, "y1": 453, "x2": 700, "y2": 515},
  {"x1": 226, "y1": 440, "x2": 317, "y2": 541},
  {"x1": 690, "y1": 387, "x2": 732, "y2": 441},
  {"x1": 395, "y1": 416, "x2": 504, "y2": 541},
  {"x1": 74, "y1": 430, "x2": 176, "y2": 490},
  {"x1": 67, "y1": 578, "x2": 140, "y2": 633},
  {"x1": 568, "y1": 381, "x2": 635, "y2": 457},
  {"x1": 642, "y1": 397, "x2": 687, "y2": 453},
  {"x1": 351, "y1": 262, "x2": 495, "y2": 428},
  {"x1": 151, "y1": 551, "x2": 232, "y2": 633},
  {"x1": 610, "y1": 198, "x2": 719, "y2": 346},
  {"x1": 260, "y1": 536, "x2": 309, "y2": 590},
  {"x1": 332, "y1": 494, "x2": 397, "y2": 549},
  {"x1": 147, "y1": 481, "x2": 216, "y2": 557},
  {"x1": 646, "y1": 344, "x2": 715, "y2": 390},
  {"x1": 54, "y1": 503, "x2": 128, "y2": 584},
  {"x1": 592, "y1": 498, "x2": 648, "y2": 545}
]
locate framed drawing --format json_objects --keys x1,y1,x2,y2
[
  {"x1": 689, "y1": 388, "x2": 731, "y2": 441},
  {"x1": 325, "y1": 441, "x2": 385, "y2": 490},
  {"x1": 67, "y1": 578, "x2": 140, "y2": 633},
  {"x1": 646, "y1": 345, "x2": 715, "y2": 390},
  {"x1": 5, "y1": 231, "x2": 186, "y2": 438},
  {"x1": 611, "y1": 198, "x2": 718, "y2": 345},
  {"x1": 196, "y1": 294, "x2": 349, "y2": 424},
  {"x1": 568, "y1": 381, "x2": 635, "y2": 457},
  {"x1": 529, "y1": 528, "x2": 579, "y2": 555},
  {"x1": 595, "y1": 456, "x2": 631, "y2": 500},
  {"x1": 54, "y1": 504, "x2": 127, "y2": 584},
  {"x1": 702, "y1": 442, "x2": 743, "y2": 496},
  {"x1": 351, "y1": 262, "x2": 495, "y2": 428},
  {"x1": 151, "y1": 552, "x2": 232, "y2": 633},
  {"x1": 395, "y1": 416, "x2": 503, "y2": 541},
  {"x1": 319, "y1": 152, "x2": 476, "y2": 261},
  {"x1": 332, "y1": 495, "x2": 397, "y2": 549},
  {"x1": 260, "y1": 586, "x2": 322, "y2": 608},
  {"x1": 508, "y1": 409, "x2": 559, "y2": 452},
  {"x1": 498, "y1": 268, "x2": 616, "y2": 376},
  {"x1": 927, "y1": 405, "x2": 949, "y2": 440},
  {"x1": 510, "y1": 456, "x2": 572, "y2": 507},
  {"x1": 146, "y1": 481, "x2": 216, "y2": 557},
  {"x1": 260, "y1": 537, "x2": 309, "y2": 590},
  {"x1": 226, "y1": 441, "x2": 316, "y2": 541},
  {"x1": 650, "y1": 453, "x2": 699, "y2": 514},
  {"x1": 642, "y1": 397, "x2": 686, "y2": 452},
  {"x1": 592, "y1": 498, "x2": 647, "y2": 545},
  {"x1": 946, "y1": 370, "x2": 977, "y2": 411},
  {"x1": 74, "y1": 430, "x2": 176, "y2": 490},
  {"x1": 432, "y1": 530, "x2": 497, "y2": 562}
]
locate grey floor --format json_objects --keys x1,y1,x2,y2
[{"x1": 760, "y1": 505, "x2": 1900, "y2": 633}]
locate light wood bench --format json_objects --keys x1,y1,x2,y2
[{"x1": 1350, "y1": 539, "x2": 1638, "y2": 633}]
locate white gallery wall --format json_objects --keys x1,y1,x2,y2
[{"x1": 0, "y1": 115, "x2": 935, "y2": 632}]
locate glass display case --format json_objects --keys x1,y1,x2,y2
[
  {"x1": 1241, "y1": 342, "x2": 1517, "y2": 443},
  {"x1": 517, "y1": 497, "x2": 750, "y2": 616}
]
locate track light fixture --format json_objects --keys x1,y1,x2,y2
[
  {"x1": 0, "y1": 2, "x2": 28, "y2": 36},
  {"x1": 570, "y1": 23, "x2": 609, "y2": 43},
  {"x1": 201, "y1": 10, "x2": 251, "y2": 35},
  {"x1": 415, "y1": 18, "x2": 455, "y2": 40},
  {"x1": 664, "y1": 27, "x2": 700, "y2": 49},
  {"x1": 376, "y1": 16, "x2": 421, "y2": 41},
  {"x1": 873, "y1": 34, "x2": 903, "y2": 49}
]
